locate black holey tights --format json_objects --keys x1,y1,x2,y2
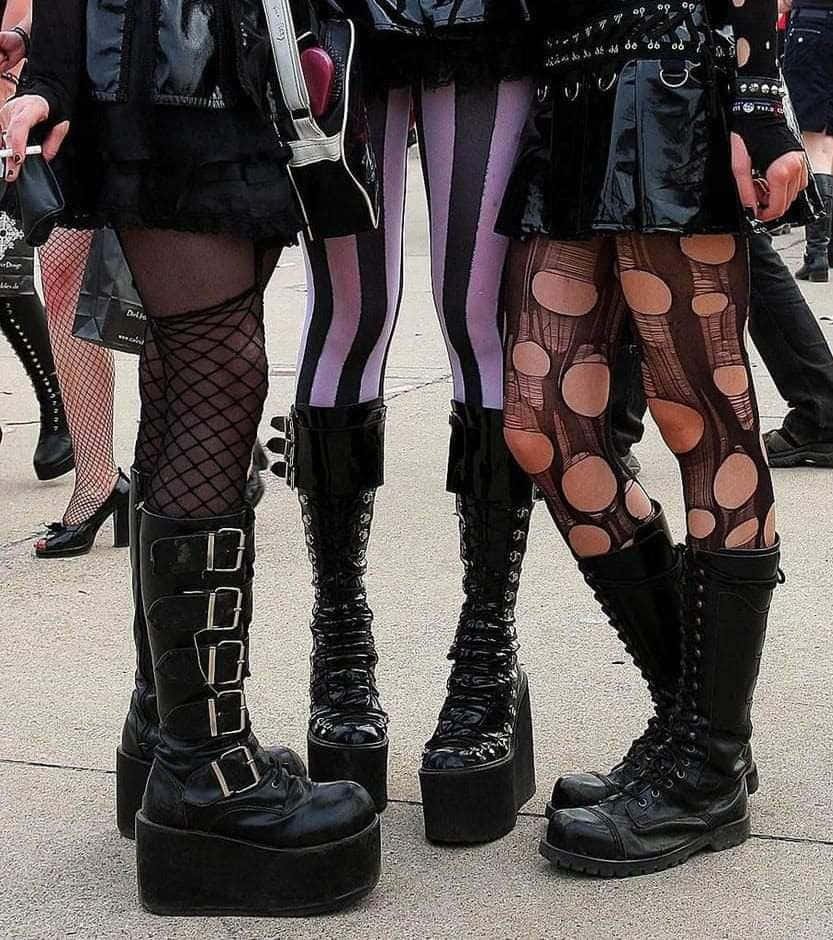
[{"x1": 120, "y1": 229, "x2": 280, "y2": 518}]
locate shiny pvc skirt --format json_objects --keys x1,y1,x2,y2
[{"x1": 497, "y1": 57, "x2": 743, "y2": 241}]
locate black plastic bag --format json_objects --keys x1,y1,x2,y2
[
  {"x1": 0, "y1": 211, "x2": 36, "y2": 296},
  {"x1": 73, "y1": 229, "x2": 146, "y2": 355}
]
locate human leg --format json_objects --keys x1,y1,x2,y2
[
  {"x1": 537, "y1": 233, "x2": 779, "y2": 875},
  {"x1": 117, "y1": 229, "x2": 380, "y2": 914},
  {"x1": 414, "y1": 77, "x2": 539, "y2": 844}
]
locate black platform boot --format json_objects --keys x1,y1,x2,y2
[
  {"x1": 796, "y1": 173, "x2": 833, "y2": 283},
  {"x1": 548, "y1": 512, "x2": 760, "y2": 813},
  {"x1": 116, "y1": 470, "x2": 306, "y2": 840},
  {"x1": 419, "y1": 402, "x2": 536, "y2": 844},
  {"x1": 269, "y1": 400, "x2": 389, "y2": 811},
  {"x1": 134, "y1": 507, "x2": 381, "y2": 916},
  {"x1": 0, "y1": 296, "x2": 73, "y2": 480},
  {"x1": 540, "y1": 540, "x2": 781, "y2": 877}
]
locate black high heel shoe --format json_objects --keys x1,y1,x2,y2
[{"x1": 36, "y1": 471, "x2": 131, "y2": 558}]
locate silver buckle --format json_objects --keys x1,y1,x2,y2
[
  {"x1": 203, "y1": 640, "x2": 247, "y2": 687},
  {"x1": 205, "y1": 587, "x2": 243, "y2": 631},
  {"x1": 206, "y1": 528, "x2": 246, "y2": 573},
  {"x1": 207, "y1": 689, "x2": 247, "y2": 737},
  {"x1": 210, "y1": 745, "x2": 261, "y2": 798}
]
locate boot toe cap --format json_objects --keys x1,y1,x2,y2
[
  {"x1": 291, "y1": 780, "x2": 378, "y2": 846},
  {"x1": 310, "y1": 717, "x2": 387, "y2": 747},
  {"x1": 545, "y1": 807, "x2": 622, "y2": 861},
  {"x1": 550, "y1": 772, "x2": 615, "y2": 810}
]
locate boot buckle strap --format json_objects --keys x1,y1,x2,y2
[
  {"x1": 267, "y1": 414, "x2": 296, "y2": 490},
  {"x1": 211, "y1": 745, "x2": 261, "y2": 798},
  {"x1": 208, "y1": 689, "x2": 248, "y2": 737},
  {"x1": 207, "y1": 529, "x2": 247, "y2": 573},
  {"x1": 200, "y1": 639, "x2": 247, "y2": 687},
  {"x1": 202, "y1": 586, "x2": 243, "y2": 631}
]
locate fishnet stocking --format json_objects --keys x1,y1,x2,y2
[
  {"x1": 134, "y1": 329, "x2": 167, "y2": 480},
  {"x1": 503, "y1": 233, "x2": 776, "y2": 556},
  {"x1": 119, "y1": 229, "x2": 278, "y2": 518},
  {"x1": 39, "y1": 228, "x2": 119, "y2": 526}
]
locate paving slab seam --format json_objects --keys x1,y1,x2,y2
[{"x1": 386, "y1": 373, "x2": 452, "y2": 400}]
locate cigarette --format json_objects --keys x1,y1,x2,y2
[{"x1": 0, "y1": 145, "x2": 43, "y2": 158}]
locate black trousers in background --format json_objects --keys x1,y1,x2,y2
[{"x1": 612, "y1": 232, "x2": 833, "y2": 454}]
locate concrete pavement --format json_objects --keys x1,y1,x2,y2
[{"x1": 1, "y1": 159, "x2": 832, "y2": 939}]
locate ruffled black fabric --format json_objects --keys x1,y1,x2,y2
[{"x1": 360, "y1": 28, "x2": 537, "y2": 92}]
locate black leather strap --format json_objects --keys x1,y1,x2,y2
[
  {"x1": 150, "y1": 527, "x2": 250, "y2": 575},
  {"x1": 154, "y1": 641, "x2": 249, "y2": 690},
  {"x1": 163, "y1": 690, "x2": 249, "y2": 740},
  {"x1": 146, "y1": 586, "x2": 251, "y2": 635},
  {"x1": 185, "y1": 745, "x2": 271, "y2": 806}
]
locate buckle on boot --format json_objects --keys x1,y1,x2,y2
[
  {"x1": 203, "y1": 587, "x2": 243, "y2": 631},
  {"x1": 207, "y1": 689, "x2": 247, "y2": 737},
  {"x1": 206, "y1": 529, "x2": 246, "y2": 573},
  {"x1": 267, "y1": 414, "x2": 296, "y2": 490},
  {"x1": 200, "y1": 639, "x2": 247, "y2": 688},
  {"x1": 211, "y1": 745, "x2": 261, "y2": 798}
]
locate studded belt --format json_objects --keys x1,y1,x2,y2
[{"x1": 543, "y1": 1, "x2": 714, "y2": 77}]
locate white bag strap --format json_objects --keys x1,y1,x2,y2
[{"x1": 261, "y1": 0, "x2": 327, "y2": 145}]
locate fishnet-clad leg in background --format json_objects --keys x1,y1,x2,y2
[
  {"x1": 503, "y1": 233, "x2": 776, "y2": 555},
  {"x1": 39, "y1": 228, "x2": 119, "y2": 525},
  {"x1": 118, "y1": 229, "x2": 280, "y2": 518}
]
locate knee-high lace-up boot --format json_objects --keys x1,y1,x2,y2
[
  {"x1": 548, "y1": 509, "x2": 759, "y2": 813},
  {"x1": 269, "y1": 400, "x2": 389, "y2": 811},
  {"x1": 420, "y1": 402, "x2": 536, "y2": 844},
  {"x1": 134, "y1": 507, "x2": 381, "y2": 915},
  {"x1": 541, "y1": 540, "x2": 781, "y2": 877}
]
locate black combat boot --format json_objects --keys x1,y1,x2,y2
[
  {"x1": 540, "y1": 540, "x2": 781, "y2": 877},
  {"x1": 548, "y1": 511, "x2": 760, "y2": 813},
  {"x1": 796, "y1": 173, "x2": 833, "y2": 283},
  {"x1": 0, "y1": 295, "x2": 73, "y2": 479},
  {"x1": 134, "y1": 508, "x2": 381, "y2": 915},
  {"x1": 115, "y1": 471, "x2": 305, "y2": 839},
  {"x1": 420, "y1": 402, "x2": 536, "y2": 844},
  {"x1": 269, "y1": 400, "x2": 389, "y2": 811}
]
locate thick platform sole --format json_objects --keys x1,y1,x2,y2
[
  {"x1": 544, "y1": 762, "x2": 760, "y2": 818},
  {"x1": 768, "y1": 443, "x2": 833, "y2": 469},
  {"x1": 135, "y1": 812, "x2": 381, "y2": 916},
  {"x1": 419, "y1": 683, "x2": 535, "y2": 845},
  {"x1": 34, "y1": 452, "x2": 75, "y2": 481},
  {"x1": 116, "y1": 747, "x2": 151, "y2": 840},
  {"x1": 308, "y1": 733, "x2": 388, "y2": 813},
  {"x1": 540, "y1": 813, "x2": 750, "y2": 878}
]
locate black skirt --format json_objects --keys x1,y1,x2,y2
[
  {"x1": 51, "y1": 0, "x2": 302, "y2": 243},
  {"x1": 497, "y1": 8, "x2": 743, "y2": 241}
]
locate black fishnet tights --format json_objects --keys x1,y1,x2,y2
[
  {"x1": 503, "y1": 233, "x2": 776, "y2": 556},
  {"x1": 39, "y1": 228, "x2": 119, "y2": 526},
  {"x1": 118, "y1": 229, "x2": 279, "y2": 518}
]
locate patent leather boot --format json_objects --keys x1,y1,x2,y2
[
  {"x1": 269, "y1": 400, "x2": 389, "y2": 811},
  {"x1": 0, "y1": 296, "x2": 73, "y2": 480},
  {"x1": 115, "y1": 470, "x2": 308, "y2": 839},
  {"x1": 134, "y1": 507, "x2": 381, "y2": 916},
  {"x1": 420, "y1": 402, "x2": 535, "y2": 844},
  {"x1": 541, "y1": 540, "x2": 781, "y2": 878}
]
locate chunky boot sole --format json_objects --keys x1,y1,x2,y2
[
  {"x1": 796, "y1": 265, "x2": 830, "y2": 283},
  {"x1": 135, "y1": 812, "x2": 381, "y2": 916},
  {"x1": 34, "y1": 451, "x2": 75, "y2": 481},
  {"x1": 307, "y1": 734, "x2": 389, "y2": 813},
  {"x1": 543, "y1": 762, "x2": 760, "y2": 818},
  {"x1": 116, "y1": 747, "x2": 151, "y2": 839},
  {"x1": 539, "y1": 813, "x2": 751, "y2": 878},
  {"x1": 419, "y1": 684, "x2": 535, "y2": 845},
  {"x1": 768, "y1": 442, "x2": 833, "y2": 469}
]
